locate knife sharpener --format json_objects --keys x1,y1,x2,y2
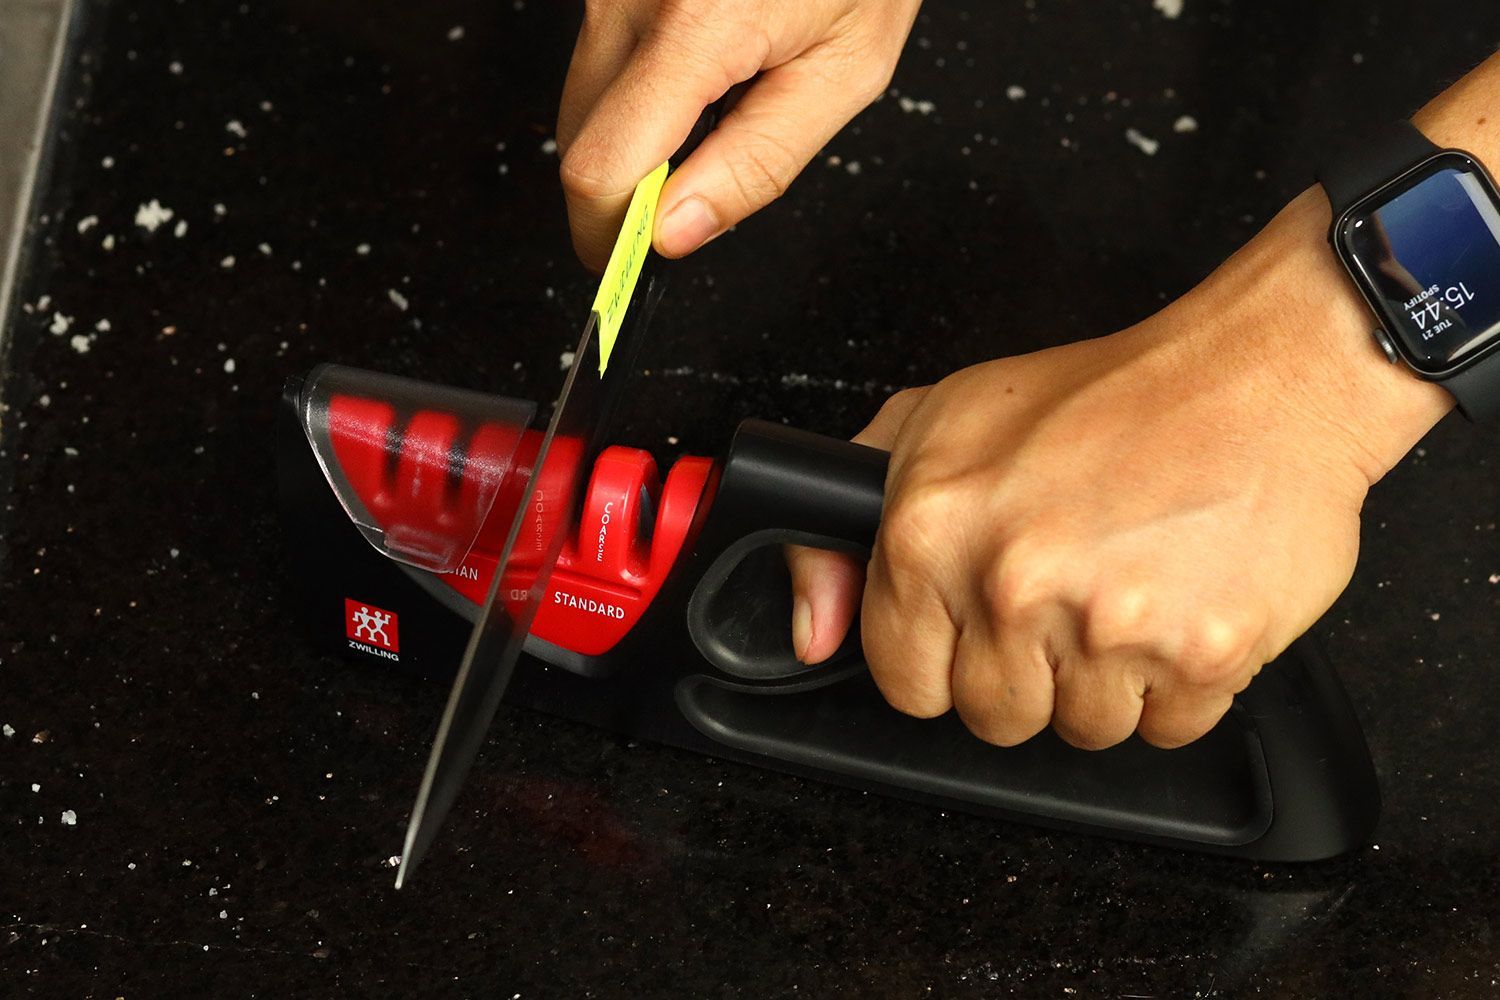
[{"x1": 277, "y1": 365, "x2": 1381, "y2": 861}]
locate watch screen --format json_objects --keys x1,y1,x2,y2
[{"x1": 1341, "y1": 154, "x2": 1500, "y2": 374}]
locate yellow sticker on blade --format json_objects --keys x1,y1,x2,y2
[{"x1": 591, "y1": 161, "x2": 670, "y2": 376}]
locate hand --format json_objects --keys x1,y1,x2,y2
[
  {"x1": 556, "y1": 0, "x2": 921, "y2": 271},
  {"x1": 788, "y1": 188, "x2": 1453, "y2": 750}
]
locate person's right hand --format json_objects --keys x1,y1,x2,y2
[{"x1": 556, "y1": 0, "x2": 922, "y2": 272}]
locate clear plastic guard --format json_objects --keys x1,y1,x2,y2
[{"x1": 298, "y1": 363, "x2": 537, "y2": 574}]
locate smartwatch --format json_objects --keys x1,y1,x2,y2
[{"x1": 1318, "y1": 121, "x2": 1500, "y2": 422}]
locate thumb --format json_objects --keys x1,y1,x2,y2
[
  {"x1": 655, "y1": 55, "x2": 887, "y2": 258},
  {"x1": 787, "y1": 386, "x2": 931, "y2": 664}
]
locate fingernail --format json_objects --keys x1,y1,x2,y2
[
  {"x1": 656, "y1": 196, "x2": 720, "y2": 256},
  {"x1": 792, "y1": 597, "x2": 813, "y2": 663}
]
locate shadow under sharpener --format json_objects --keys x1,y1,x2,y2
[{"x1": 278, "y1": 365, "x2": 1381, "y2": 863}]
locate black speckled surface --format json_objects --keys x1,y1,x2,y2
[{"x1": 4, "y1": 1, "x2": 1500, "y2": 996}]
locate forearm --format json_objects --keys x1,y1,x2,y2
[{"x1": 1142, "y1": 52, "x2": 1500, "y2": 488}]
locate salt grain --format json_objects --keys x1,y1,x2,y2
[
  {"x1": 1006, "y1": 85, "x2": 1027, "y2": 102},
  {"x1": 226, "y1": 120, "x2": 247, "y2": 139},
  {"x1": 387, "y1": 289, "x2": 409, "y2": 311},
  {"x1": 1173, "y1": 115, "x2": 1199, "y2": 134},
  {"x1": 1153, "y1": 0, "x2": 1184, "y2": 19},
  {"x1": 70, "y1": 335, "x2": 92, "y2": 355},
  {"x1": 447, "y1": 25, "x2": 465, "y2": 41},
  {"x1": 174, "y1": 220, "x2": 188, "y2": 238},
  {"x1": 135, "y1": 199, "x2": 175, "y2": 233},
  {"x1": 541, "y1": 138, "x2": 558, "y2": 155},
  {"x1": 1125, "y1": 128, "x2": 1161, "y2": 156},
  {"x1": 77, "y1": 215, "x2": 99, "y2": 234},
  {"x1": 49, "y1": 313, "x2": 73, "y2": 335},
  {"x1": 558, "y1": 350, "x2": 576, "y2": 370},
  {"x1": 356, "y1": 243, "x2": 371, "y2": 255},
  {"x1": 221, "y1": 256, "x2": 236, "y2": 269},
  {"x1": 61, "y1": 810, "x2": 77, "y2": 826},
  {"x1": 1, "y1": 724, "x2": 13, "y2": 738},
  {"x1": 224, "y1": 358, "x2": 237, "y2": 374}
]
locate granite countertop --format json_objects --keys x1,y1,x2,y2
[{"x1": 4, "y1": 1, "x2": 1500, "y2": 996}]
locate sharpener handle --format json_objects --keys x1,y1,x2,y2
[{"x1": 681, "y1": 418, "x2": 1379, "y2": 861}]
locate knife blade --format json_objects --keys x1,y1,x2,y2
[{"x1": 396, "y1": 107, "x2": 718, "y2": 888}]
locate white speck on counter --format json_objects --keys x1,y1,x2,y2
[
  {"x1": 70, "y1": 335, "x2": 92, "y2": 355},
  {"x1": 31, "y1": 784, "x2": 40, "y2": 793},
  {"x1": 1173, "y1": 115, "x2": 1199, "y2": 134},
  {"x1": 666, "y1": 435, "x2": 680, "y2": 446},
  {"x1": 1489, "y1": 574, "x2": 1500, "y2": 584},
  {"x1": 356, "y1": 243, "x2": 371, "y2": 255},
  {"x1": 213, "y1": 203, "x2": 227, "y2": 217},
  {"x1": 1006, "y1": 85, "x2": 1027, "y2": 101},
  {"x1": 225, "y1": 119, "x2": 247, "y2": 139},
  {"x1": 101, "y1": 234, "x2": 116, "y2": 251},
  {"x1": 101, "y1": 156, "x2": 115, "y2": 169},
  {"x1": 541, "y1": 138, "x2": 558, "y2": 155},
  {"x1": 61, "y1": 810, "x2": 77, "y2": 826},
  {"x1": 223, "y1": 358, "x2": 237, "y2": 374},
  {"x1": 77, "y1": 215, "x2": 99, "y2": 234},
  {"x1": 558, "y1": 350, "x2": 576, "y2": 370},
  {"x1": 1125, "y1": 128, "x2": 1160, "y2": 156},
  {"x1": 258, "y1": 242, "x2": 273, "y2": 256},
  {"x1": 49, "y1": 313, "x2": 73, "y2": 336},
  {"x1": 1430, "y1": 612, "x2": 1442, "y2": 621},
  {"x1": 96, "y1": 319, "x2": 111, "y2": 333},
  {"x1": 845, "y1": 160, "x2": 862, "y2": 175},
  {"x1": 219, "y1": 910, "x2": 228, "y2": 919},
  {"x1": 174, "y1": 219, "x2": 188, "y2": 238},
  {"x1": 135, "y1": 199, "x2": 175, "y2": 232},
  {"x1": 897, "y1": 96, "x2": 936, "y2": 115},
  {"x1": 387, "y1": 289, "x2": 409, "y2": 311},
  {"x1": 1352, "y1": 52, "x2": 1365, "y2": 65},
  {"x1": 168, "y1": 60, "x2": 184, "y2": 75},
  {"x1": 221, "y1": 255, "x2": 236, "y2": 269},
  {"x1": 384, "y1": 855, "x2": 401, "y2": 868},
  {"x1": 1153, "y1": 0, "x2": 1184, "y2": 18},
  {"x1": 447, "y1": 25, "x2": 465, "y2": 41},
  {"x1": 1, "y1": 724, "x2": 13, "y2": 738}
]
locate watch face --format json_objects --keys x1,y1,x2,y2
[{"x1": 1337, "y1": 152, "x2": 1500, "y2": 376}]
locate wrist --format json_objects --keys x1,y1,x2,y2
[{"x1": 1151, "y1": 186, "x2": 1453, "y2": 489}]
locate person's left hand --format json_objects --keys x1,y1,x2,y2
[{"x1": 785, "y1": 190, "x2": 1451, "y2": 750}]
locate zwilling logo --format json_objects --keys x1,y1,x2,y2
[{"x1": 346, "y1": 599, "x2": 400, "y2": 660}]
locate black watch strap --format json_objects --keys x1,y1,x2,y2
[
  {"x1": 1318, "y1": 121, "x2": 1499, "y2": 423},
  {"x1": 1317, "y1": 121, "x2": 1439, "y2": 219},
  {"x1": 1441, "y1": 363, "x2": 1500, "y2": 423}
]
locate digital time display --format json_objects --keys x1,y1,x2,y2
[{"x1": 1340, "y1": 154, "x2": 1500, "y2": 375}]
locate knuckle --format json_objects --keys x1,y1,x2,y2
[
  {"x1": 879, "y1": 387, "x2": 924, "y2": 421},
  {"x1": 980, "y1": 543, "x2": 1060, "y2": 628},
  {"x1": 723, "y1": 136, "x2": 800, "y2": 209},
  {"x1": 558, "y1": 147, "x2": 620, "y2": 204},
  {"x1": 866, "y1": 649, "x2": 950, "y2": 720},
  {"x1": 878, "y1": 482, "x2": 952, "y2": 572},
  {"x1": 1178, "y1": 614, "x2": 1256, "y2": 686},
  {"x1": 1138, "y1": 722, "x2": 1209, "y2": 750},
  {"x1": 958, "y1": 705, "x2": 1048, "y2": 748},
  {"x1": 1081, "y1": 585, "x2": 1153, "y2": 656},
  {"x1": 1052, "y1": 719, "x2": 1129, "y2": 752}
]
